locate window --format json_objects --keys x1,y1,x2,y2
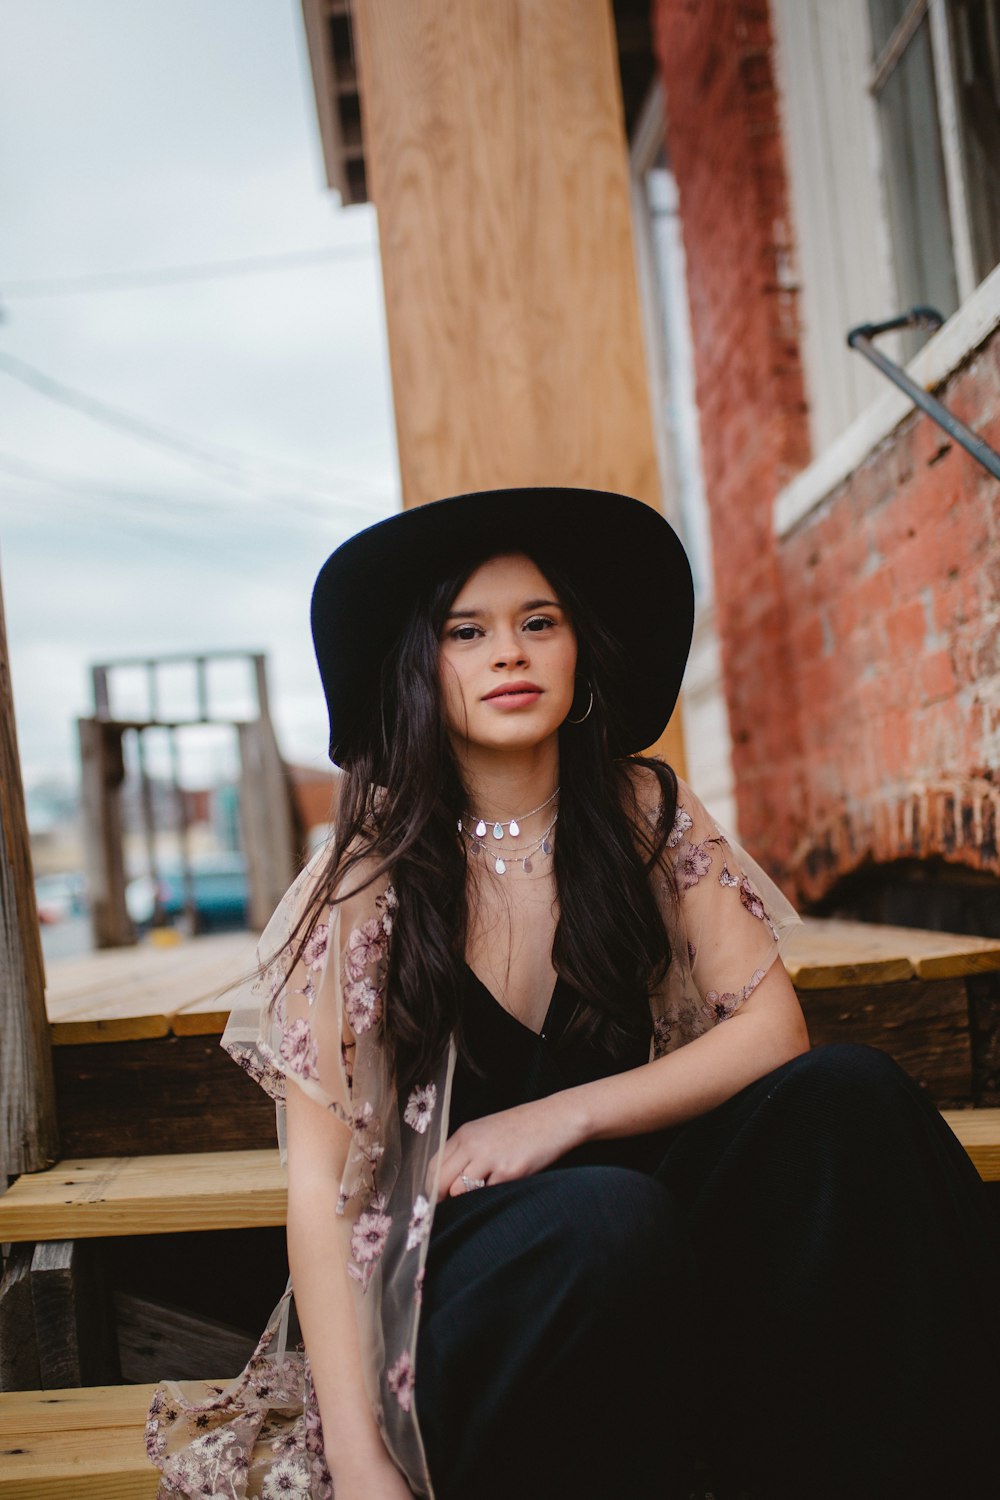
[{"x1": 868, "y1": 0, "x2": 1000, "y2": 357}]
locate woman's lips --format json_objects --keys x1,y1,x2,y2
[{"x1": 483, "y1": 688, "x2": 543, "y2": 709}]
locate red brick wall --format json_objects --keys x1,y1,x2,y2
[
  {"x1": 653, "y1": 0, "x2": 812, "y2": 879},
  {"x1": 779, "y1": 343, "x2": 1000, "y2": 903},
  {"x1": 653, "y1": 0, "x2": 1000, "y2": 904}
]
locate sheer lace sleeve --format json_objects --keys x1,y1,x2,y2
[
  {"x1": 219, "y1": 852, "x2": 355, "y2": 1126},
  {"x1": 667, "y1": 775, "x2": 801, "y2": 1024}
]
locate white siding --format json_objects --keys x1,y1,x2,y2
[{"x1": 771, "y1": 0, "x2": 903, "y2": 455}]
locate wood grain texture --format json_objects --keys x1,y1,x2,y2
[
  {"x1": 941, "y1": 1108, "x2": 1000, "y2": 1180},
  {"x1": 799, "y1": 977, "x2": 973, "y2": 1106},
  {"x1": 114, "y1": 1290, "x2": 256, "y2": 1385},
  {"x1": 53, "y1": 1034, "x2": 277, "y2": 1158},
  {"x1": 0, "y1": 571, "x2": 60, "y2": 1177},
  {"x1": 0, "y1": 1383, "x2": 159, "y2": 1499},
  {"x1": 0, "y1": 1150, "x2": 287, "y2": 1243},
  {"x1": 352, "y1": 0, "x2": 660, "y2": 506},
  {"x1": 46, "y1": 931, "x2": 256, "y2": 1045},
  {"x1": 30, "y1": 1240, "x2": 120, "y2": 1388},
  {"x1": 0, "y1": 1244, "x2": 40, "y2": 1392},
  {"x1": 783, "y1": 916, "x2": 1000, "y2": 989}
]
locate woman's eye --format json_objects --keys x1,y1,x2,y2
[
  {"x1": 524, "y1": 616, "x2": 555, "y2": 632},
  {"x1": 449, "y1": 624, "x2": 482, "y2": 642}
]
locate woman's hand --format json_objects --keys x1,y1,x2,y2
[{"x1": 431, "y1": 1092, "x2": 586, "y2": 1202}]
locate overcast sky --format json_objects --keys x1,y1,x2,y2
[{"x1": 0, "y1": 0, "x2": 400, "y2": 803}]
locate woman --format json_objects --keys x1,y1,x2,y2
[{"x1": 148, "y1": 487, "x2": 1000, "y2": 1500}]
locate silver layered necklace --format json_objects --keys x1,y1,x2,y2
[{"x1": 457, "y1": 786, "x2": 559, "y2": 875}]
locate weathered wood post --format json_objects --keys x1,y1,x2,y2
[
  {"x1": 0, "y1": 569, "x2": 59, "y2": 1183},
  {"x1": 348, "y1": 0, "x2": 687, "y2": 771}
]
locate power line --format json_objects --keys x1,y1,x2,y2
[
  {"x1": 0, "y1": 242, "x2": 377, "y2": 298},
  {"x1": 0, "y1": 352, "x2": 397, "y2": 514}
]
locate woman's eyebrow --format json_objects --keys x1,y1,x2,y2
[{"x1": 445, "y1": 597, "x2": 561, "y2": 619}]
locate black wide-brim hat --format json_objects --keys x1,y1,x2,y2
[{"x1": 311, "y1": 486, "x2": 694, "y2": 765}]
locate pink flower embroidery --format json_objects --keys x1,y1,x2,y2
[
  {"x1": 406, "y1": 1195, "x2": 431, "y2": 1250},
  {"x1": 705, "y1": 967, "x2": 767, "y2": 1022},
  {"x1": 279, "y1": 1018, "x2": 319, "y2": 1081},
  {"x1": 652, "y1": 1015, "x2": 673, "y2": 1058},
  {"x1": 414, "y1": 1267, "x2": 425, "y2": 1306},
  {"x1": 738, "y1": 877, "x2": 766, "y2": 921},
  {"x1": 346, "y1": 918, "x2": 387, "y2": 980},
  {"x1": 719, "y1": 862, "x2": 739, "y2": 888},
  {"x1": 674, "y1": 841, "x2": 713, "y2": 890},
  {"x1": 344, "y1": 976, "x2": 382, "y2": 1036},
  {"x1": 387, "y1": 1350, "x2": 415, "y2": 1412},
  {"x1": 351, "y1": 1209, "x2": 392, "y2": 1265},
  {"x1": 667, "y1": 806, "x2": 694, "y2": 848},
  {"x1": 303, "y1": 920, "x2": 330, "y2": 972},
  {"x1": 404, "y1": 1083, "x2": 437, "y2": 1134},
  {"x1": 377, "y1": 884, "x2": 398, "y2": 936}
]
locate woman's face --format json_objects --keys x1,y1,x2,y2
[{"x1": 437, "y1": 553, "x2": 578, "y2": 756}]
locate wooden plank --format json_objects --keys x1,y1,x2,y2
[
  {"x1": 31, "y1": 1240, "x2": 120, "y2": 1388},
  {"x1": 53, "y1": 1035, "x2": 277, "y2": 1158},
  {"x1": 0, "y1": 1244, "x2": 40, "y2": 1392},
  {"x1": 0, "y1": 1381, "x2": 159, "y2": 1434},
  {"x1": 0, "y1": 1381, "x2": 160, "y2": 1499},
  {"x1": 800, "y1": 977, "x2": 972, "y2": 1106},
  {"x1": 0, "y1": 567, "x2": 60, "y2": 1179},
  {"x1": 0, "y1": 1151, "x2": 287, "y2": 1243},
  {"x1": 46, "y1": 932, "x2": 258, "y2": 1045},
  {"x1": 783, "y1": 916, "x2": 1000, "y2": 989},
  {"x1": 114, "y1": 1290, "x2": 256, "y2": 1384},
  {"x1": 0, "y1": 1432, "x2": 158, "y2": 1499},
  {"x1": 941, "y1": 1108, "x2": 1000, "y2": 1181}
]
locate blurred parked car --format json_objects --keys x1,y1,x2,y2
[
  {"x1": 34, "y1": 871, "x2": 87, "y2": 924},
  {"x1": 126, "y1": 851, "x2": 248, "y2": 933}
]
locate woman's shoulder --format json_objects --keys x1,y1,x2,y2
[{"x1": 619, "y1": 757, "x2": 685, "y2": 827}]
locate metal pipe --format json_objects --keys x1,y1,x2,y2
[{"x1": 847, "y1": 306, "x2": 1000, "y2": 481}]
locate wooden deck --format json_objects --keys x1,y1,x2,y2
[
  {"x1": 45, "y1": 931, "x2": 259, "y2": 1044},
  {"x1": 43, "y1": 918, "x2": 1000, "y2": 1043}
]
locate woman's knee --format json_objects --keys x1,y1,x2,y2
[{"x1": 541, "y1": 1165, "x2": 688, "y2": 1282}]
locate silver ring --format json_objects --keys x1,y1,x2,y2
[{"x1": 461, "y1": 1173, "x2": 486, "y2": 1191}]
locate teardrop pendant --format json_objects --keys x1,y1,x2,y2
[
  {"x1": 471, "y1": 840, "x2": 482, "y2": 856},
  {"x1": 493, "y1": 822, "x2": 504, "y2": 840},
  {"x1": 541, "y1": 837, "x2": 553, "y2": 856},
  {"x1": 509, "y1": 820, "x2": 520, "y2": 837},
  {"x1": 476, "y1": 820, "x2": 487, "y2": 839},
  {"x1": 522, "y1": 855, "x2": 533, "y2": 873},
  {"x1": 457, "y1": 818, "x2": 463, "y2": 833},
  {"x1": 495, "y1": 857, "x2": 506, "y2": 875}
]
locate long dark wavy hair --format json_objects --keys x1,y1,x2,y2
[{"x1": 282, "y1": 545, "x2": 680, "y2": 1100}]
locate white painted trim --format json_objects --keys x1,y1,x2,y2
[
  {"x1": 929, "y1": 0, "x2": 978, "y2": 302},
  {"x1": 774, "y1": 259, "x2": 1000, "y2": 537}
]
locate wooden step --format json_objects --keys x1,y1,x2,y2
[
  {"x1": 941, "y1": 1108, "x2": 1000, "y2": 1182},
  {"x1": 2, "y1": 1109, "x2": 998, "y2": 1249},
  {"x1": 0, "y1": 1149, "x2": 287, "y2": 1242},
  {"x1": 0, "y1": 1383, "x2": 160, "y2": 1499}
]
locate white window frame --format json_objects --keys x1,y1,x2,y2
[{"x1": 773, "y1": 0, "x2": 1000, "y2": 537}]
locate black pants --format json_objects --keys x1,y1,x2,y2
[{"x1": 415, "y1": 1044, "x2": 1000, "y2": 1500}]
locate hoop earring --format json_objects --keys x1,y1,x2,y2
[{"x1": 566, "y1": 677, "x2": 594, "y2": 724}]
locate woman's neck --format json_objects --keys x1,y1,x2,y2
[{"x1": 454, "y1": 737, "x2": 560, "y2": 825}]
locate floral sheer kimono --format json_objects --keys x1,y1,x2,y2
[{"x1": 145, "y1": 774, "x2": 801, "y2": 1499}]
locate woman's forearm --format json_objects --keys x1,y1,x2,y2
[
  {"x1": 560, "y1": 962, "x2": 810, "y2": 1146},
  {"x1": 284, "y1": 1092, "x2": 404, "y2": 1486}
]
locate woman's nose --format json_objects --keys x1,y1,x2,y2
[{"x1": 493, "y1": 636, "x2": 528, "y2": 670}]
